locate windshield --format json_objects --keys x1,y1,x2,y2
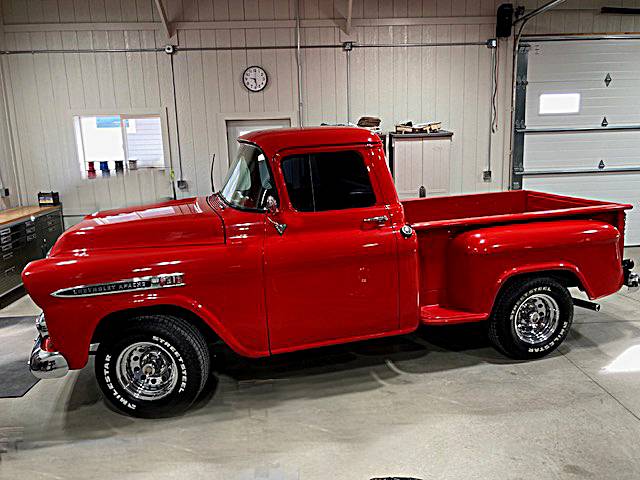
[{"x1": 220, "y1": 143, "x2": 276, "y2": 211}]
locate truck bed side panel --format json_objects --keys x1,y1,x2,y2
[{"x1": 443, "y1": 220, "x2": 622, "y2": 315}]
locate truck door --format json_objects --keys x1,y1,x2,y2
[{"x1": 264, "y1": 146, "x2": 400, "y2": 352}]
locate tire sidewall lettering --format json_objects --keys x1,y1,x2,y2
[
  {"x1": 152, "y1": 335, "x2": 188, "y2": 394},
  {"x1": 507, "y1": 286, "x2": 568, "y2": 354},
  {"x1": 101, "y1": 336, "x2": 189, "y2": 411}
]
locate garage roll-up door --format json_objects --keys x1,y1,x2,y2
[{"x1": 515, "y1": 39, "x2": 640, "y2": 245}]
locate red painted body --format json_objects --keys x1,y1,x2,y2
[{"x1": 22, "y1": 127, "x2": 632, "y2": 370}]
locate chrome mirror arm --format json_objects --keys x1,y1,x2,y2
[
  {"x1": 265, "y1": 195, "x2": 287, "y2": 235},
  {"x1": 267, "y1": 215, "x2": 287, "y2": 235}
]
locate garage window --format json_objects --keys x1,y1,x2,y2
[
  {"x1": 281, "y1": 151, "x2": 376, "y2": 212},
  {"x1": 74, "y1": 114, "x2": 166, "y2": 178},
  {"x1": 538, "y1": 93, "x2": 581, "y2": 115}
]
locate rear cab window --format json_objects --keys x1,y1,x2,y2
[{"x1": 280, "y1": 150, "x2": 377, "y2": 212}]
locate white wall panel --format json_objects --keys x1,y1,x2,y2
[
  {"x1": 2, "y1": 0, "x2": 504, "y2": 23},
  {"x1": 0, "y1": 0, "x2": 512, "y2": 223},
  {"x1": 1, "y1": 28, "x2": 174, "y2": 223}
]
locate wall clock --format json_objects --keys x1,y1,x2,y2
[{"x1": 243, "y1": 66, "x2": 268, "y2": 92}]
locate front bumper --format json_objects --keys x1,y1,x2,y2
[{"x1": 28, "y1": 314, "x2": 69, "y2": 379}]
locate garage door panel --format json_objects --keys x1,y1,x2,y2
[
  {"x1": 528, "y1": 61, "x2": 640, "y2": 82},
  {"x1": 524, "y1": 131, "x2": 640, "y2": 170},
  {"x1": 526, "y1": 80, "x2": 640, "y2": 127},
  {"x1": 522, "y1": 39, "x2": 640, "y2": 246},
  {"x1": 528, "y1": 41, "x2": 640, "y2": 82},
  {"x1": 524, "y1": 173, "x2": 640, "y2": 245}
]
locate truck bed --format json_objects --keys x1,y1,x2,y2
[
  {"x1": 402, "y1": 190, "x2": 629, "y2": 230},
  {"x1": 401, "y1": 190, "x2": 631, "y2": 325}
]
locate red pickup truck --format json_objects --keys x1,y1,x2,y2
[{"x1": 24, "y1": 127, "x2": 638, "y2": 417}]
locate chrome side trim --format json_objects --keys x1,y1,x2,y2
[{"x1": 51, "y1": 272, "x2": 185, "y2": 298}]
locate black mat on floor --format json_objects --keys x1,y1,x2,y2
[{"x1": 0, "y1": 315, "x2": 39, "y2": 398}]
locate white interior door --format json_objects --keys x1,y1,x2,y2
[{"x1": 226, "y1": 118, "x2": 291, "y2": 169}]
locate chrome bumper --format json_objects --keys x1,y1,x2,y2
[
  {"x1": 28, "y1": 314, "x2": 69, "y2": 379},
  {"x1": 623, "y1": 259, "x2": 639, "y2": 293}
]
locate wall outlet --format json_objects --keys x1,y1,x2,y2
[
  {"x1": 483, "y1": 170, "x2": 492, "y2": 182},
  {"x1": 177, "y1": 179, "x2": 188, "y2": 190}
]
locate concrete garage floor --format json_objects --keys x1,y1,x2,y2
[{"x1": 1, "y1": 252, "x2": 640, "y2": 479}]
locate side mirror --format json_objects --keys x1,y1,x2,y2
[
  {"x1": 264, "y1": 195, "x2": 287, "y2": 235},
  {"x1": 265, "y1": 195, "x2": 278, "y2": 215}
]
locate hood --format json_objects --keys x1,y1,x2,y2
[{"x1": 49, "y1": 197, "x2": 224, "y2": 256}]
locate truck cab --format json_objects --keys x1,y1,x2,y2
[
  {"x1": 23, "y1": 127, "x2": 638, "y2": 417},
  {"x1": 222, "y1": 128, "x2": 417, "y2": 352}
]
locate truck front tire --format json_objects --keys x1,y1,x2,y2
[
  {"x1": 95, "y1": 314, "x2": 210, "y2": 418},
  {"x1": 488, "y1": 277, "x2": 573, "y2": 360}
]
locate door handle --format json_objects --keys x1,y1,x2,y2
[{"x1": 362, "y1": 215, "x2": 389, "y2": 225}]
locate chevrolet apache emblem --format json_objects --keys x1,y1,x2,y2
[{"x1": 51, "y1": 273, "x2": 185, "y2": 298}]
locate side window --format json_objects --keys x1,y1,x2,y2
[
  {"x1": 280, "y1": 155, "x2": 314, "y2": 211},
  {"x1": 281, "y1": 150, "x2": 377, "y2": 212}
]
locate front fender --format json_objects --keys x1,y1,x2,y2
[
  {"x1": 444, "y1": 219, "x2": 623, "y2": 315},
  {"x1": 42, "y1": 292, "x2": 269, "y2": 370},
  {"x1": 23, "y1": 243, "x2": 270, "y2": 370}
]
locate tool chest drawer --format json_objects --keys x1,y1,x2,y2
[{"x1": 0, "y1": 206, "x2": 63, "y2": 296}]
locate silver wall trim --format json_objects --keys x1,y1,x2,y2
[
  {"x1": 0, "y1": 47, "x2": 164, "y2": 54},
  {"x1": 518, "y1": 125, "x2": 640, "y2": 134},
  {"x1": 169, "y1": 54, "x2": 184, "y2": 186},
  {"x1": 523, "y1": 166, "x2": 640, "y2": 176},
  {"x1": 0, "y1": 40, "x2": 491, "y2": 56},
  {"x1": 177, "y1": 44, "x2": 344, "y2": 51},
  {"x1": 295, "y1": 0, "x2": 304, "y2": 126},
  {"x1": 51, "y1": 273, "x2": 186, "y2": 298},
  {"x1": 353, "y1": 41, "x2": 488, "y2": 47}
]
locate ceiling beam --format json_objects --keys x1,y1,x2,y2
[{"x1": 154, "y1": 0, "x2": 172, "y2": 39}]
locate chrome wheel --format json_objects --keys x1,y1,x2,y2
[
  {"x1": 115, "y1": 341, "x2": 178, "y2": 401},
  {"x1": 514, "y1": 293, "x2": 560, "y2": 345}
]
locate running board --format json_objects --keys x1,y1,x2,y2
[
  {"x1": 421, "y1": 305, "x2": 488, "y2": 325},
  {"x1": 572, "y1": 297, "x2": 600, "y2": 312}
]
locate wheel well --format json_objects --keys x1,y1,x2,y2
[
  {"x1": 499, "y1": 269, "x2": 584, "y2": 297},
  {"x1": 91, "y1": 305, "x2": 220, "y2": 347},
  {"x1": 488, "y1": 269, "x2": 583, "y2": 318}
]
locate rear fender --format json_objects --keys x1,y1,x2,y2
[{"x1": 444, "y1": 220, "x2": 623, "y2": 315}]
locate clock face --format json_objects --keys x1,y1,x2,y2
[{"x1": 243, "y1": 66, "x2": 268, "y2": 92}]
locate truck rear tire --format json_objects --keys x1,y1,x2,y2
[
  {"x1": 95, "y1": 314, "x2": 210, "y2": 418},
  {"x1": 488, "y1": 277, "x2": 573, "y2": 360}
]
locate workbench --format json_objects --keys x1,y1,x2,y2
[{"x1": 0, "y1": 205, "x2": 64, "y2": 297}]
